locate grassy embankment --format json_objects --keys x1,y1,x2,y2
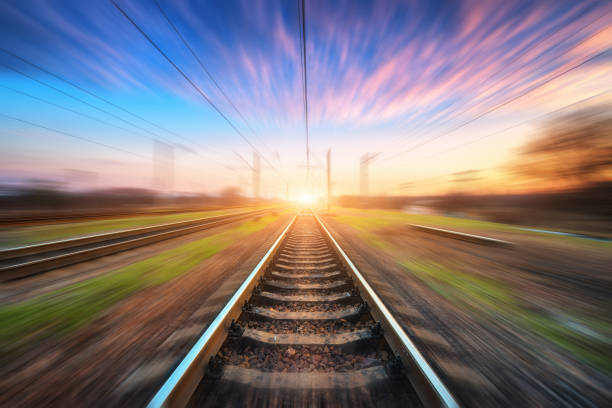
[
  {"x1": 335, "y1": 207, "x2": 611, "y2": 249},
  {"x1": 0, "y1": 214, "x2": 279, "y2": 357},
  {"x1": 0, "y1": 206, "x2": 273, "y2": 249},
  {"x1": 332, "y1": 208, "x2": 612, "y2": 372}
]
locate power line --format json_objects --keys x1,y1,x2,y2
[
  {"x1": 432, "y1": 18, "x2": 610, "y2": 134},
  {"x1": 0, "y1": 113, "x2": 150, "y2": 160},
  {"x1": 387, "y1": 90, "x2": 611, "y2": 193},
  {"x1": 0, "y1": 84, "x2": 158, "y2": 143},
  {"x1": 0, "y1": 62, "x2": 174, "y2": 145},
  {"x1": 0, "y1": 47, "x2": 198, "y2": 148},
  {"x1": 0, "y1": 63, "x2": 229, "y2": 167},
  {"x1": 380, "y1": 46, "x2": 611, "y2": 163},
  {"x1": 423, "y1": 89, "x2": 612, "y2": 160},
  {"x1": 378, "y1": 15, "x2": 610, "y2": 160},
  {"x1": 154, "y1": 1, "x2": 275, "y2": 156},
  {"x1": 111, "y1": 0, "x2": 287, "y2": 184},
  {"x1": 1, "y1": 112, "x2": 237, "y2": 181},
  {"x1": 0, "y1": 82, "x2": 234, "y2": 169},
  {"x1": 234, "y1": 151, "x2": 254, "y2": 170},
  {"x1": 297, "y1": 0, "x2": 310, "y2": 184}
]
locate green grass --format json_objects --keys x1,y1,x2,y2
[
  {"x1": 334, "y1": 214, "x2": 393, "y2": 251},
  {"x1": 401, "y1": 258, "x2": 612, "y2": 373},
  {"x1": 334, "y1": 207, "x2": 611, "y2": 248},
  {"x1": 518, "y1": 311, "x2": 612, "y2": 373},
  {"x1": 336, "y1": 207, "x2": 516, "y2": 232},
  {"x1": 332, "y1": 210, "x2": 611, "y2": 371},
  {"x1": 0, "y1": 214, "x2": 278, "y2": 355},
  {"x1": 0, "y1": 206, "x2": 270, "y2": 249},
  {"x1": 401, "y1": 259, "x2": 513, "y2": 316}
]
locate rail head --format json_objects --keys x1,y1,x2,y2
[
  {"x1": 314, "y1": 212, "x2": 460, "y2": 408},
  {"x1": 147, "y1": 214, "x2": 297, "y2": 408},
  {"x1": 409, "y1": 224, "x2": 513, "y2": 247},
  {"x1": 1, "y1": 208, "x2": 278, "y2": 281},
  {"x1": 0, "y1": 207, "x2": 275, "y2": 260}
]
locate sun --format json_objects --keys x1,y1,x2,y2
[{"x1": 297, "y1": 193, "x2": 314, "y2": 205}]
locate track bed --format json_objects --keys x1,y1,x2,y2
[{"x1": 187, "y1": 215, "x2": 421, "y2": 407}]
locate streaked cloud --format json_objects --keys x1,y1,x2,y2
[{"x1": 0, "y1": 0, "x2": 610, "y2": 194}]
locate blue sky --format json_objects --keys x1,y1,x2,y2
[{"x1": 0, "y1": 0, "x2": 610, "y2": 196}]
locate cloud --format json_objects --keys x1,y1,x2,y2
[{"x1": 1, "y1": 0, "x2": 610, "y2": 183}]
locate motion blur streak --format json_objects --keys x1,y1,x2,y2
[{"x1": 0, "y1": 1, "x2": 610, "y2": 407}]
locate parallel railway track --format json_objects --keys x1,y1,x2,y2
[
  {"x1": 0, "y1": 208, "x2": 273, "y2": 281},
  {"x1": 149, "y1": 211, "x2": 458, "y2": 408}
]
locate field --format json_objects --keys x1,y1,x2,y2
[
  {"x1": 330, "y1": 207, "x2": 611, "y2": 372},
  {"x1": 0, "y1": 214, "x2": 280, "y2": 357},
  {"x1": 0, "y1": 206, "x2": 272, "y2": 249}
]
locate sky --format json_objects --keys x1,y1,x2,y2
[{"x1": 0, "y1": 0, "x2": 610, "y2": 198}]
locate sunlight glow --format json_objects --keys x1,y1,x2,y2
[{"x1": 296, "y1": 193, "x2": 314, "y2": 205}]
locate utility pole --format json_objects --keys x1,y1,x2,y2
[
  {"x1": 326, "y1": 149, "x2": 331, "y2": 211},
  {"x1": 306, "y1": 141, "x2": 310, "y2": 190},
  {"x1": 153, "y1": 139, "x2": 174, "y2": 194},
  {"x1": 359, "y1": 152, "x2": 379, "y2": 196},
  {"x1": 252, "y1": 151, "x2": 261, "y2": 198}
]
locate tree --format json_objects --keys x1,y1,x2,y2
[
  {"x1": 509, "y1": 106, "x2": 612, "y2": 188},
  {"x1": 219, "y1": 186, "x2": 243, "y2": 198}
]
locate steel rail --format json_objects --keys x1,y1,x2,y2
[
  {"x1": 0, "y1": 208, "x2": 274, "y2": 281},
  {"x1": 314, "y1": 212, "x2": 460, "y2": 408},
  {"x1": 0, "y1": 208, "x2": 272, "y2": 260},
  {"x1": 0, "y1": 207, "x2": 253, "y2": 226},
  {"x1": 146, "y1": 210, "x2": 459, "y2": 407},
  {"x1": 409, "y1": 224, "x2": 513, "y2": 247},
  {"x1": 147, "y1": 214, "x2": 297, "y2": 408}
]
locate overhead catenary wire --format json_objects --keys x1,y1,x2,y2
[
  {"x1": 0, "y1": 62, "x2": 175, "y2": 145},
  {"x1": 0, "y1": 64, "x2": 229, "y2": 167},
  {"x1": 0, "y1": 47, "x2": 200, "y2": 149},
  {"x1": 1, "y1": 84, "x2": 236, "y2": 171},
  {"x1": 422, "y1": 89, "x2": 612, "y2": 160},
  {"x1": 0, "y1": 84, "x2": 161, "y2": 143},
  {"x1": 424, "y1": 18, "x2": 611, "y2": 137},
  {"x1": 1, "y1": 112, "x2": 240, "y2": 181},
  {"x1": 0, "y1": 53, "x2": 231, "y2": 161},
  {"x1": 0, "y1": 113, "x2": 149, "y2": 160},
  {"x1": 386, "y1": 90, "x2": 612, "y2": 193},
  {"x1": 379, "y1": 45, "x2": 611, "y2": 164},
  {"x1": 154, "y1": 1, "x2": 275, "y2": 157},
  {"x1": 111, "y1": 0, "x2": 287, "y2": 184},
  {"x1": 234, "y1": 151, "x2": 254, "y2": 171},
  {"x1": 380, "y1": 13, "x2": 610, "y2": 154},
  {"x1": 297, "y1": 0, "x2": 310, "y2": 184}
]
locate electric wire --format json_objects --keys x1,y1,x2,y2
[
  {"x1": 111, "y1": 0, "x2": 287, "y2": 183},
  {"x1": 154, "y1": 1, "x2": 275, "y2": 156},
  {"x1": 297, "y1": 0, "x2": 310, "y2": 183},
  {"x1": 376, "y1": 15, "x2": 611, "y2": 163},
  {"x1": 380, "y1": 46, "x2": 611, "y2": 163},
  {"x1": 0, "y1": 47, "x2": 200, "y2": 149}
]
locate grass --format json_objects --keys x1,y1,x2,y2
[
  {"x1": 0, "y1": 206, "x2": 270, "y2": 249},
  {"x1": 401, "y1": 259, "x2": 612, "y2": 373},
  {"x1": 334, "y1": 207, "x2": 611, "y2": 249},
  {"x1": 331, "y1": 209, "x2": 611, "y2": 372},
  {"x1": 401, "y1": 259, "x2": 513, "y2": 315},
  {"x1": 336, "y1": 207, "x2": 516, "y2": 232},
  {"x1": 334, "y1": 214, "x2": 393, "y2": 251},
  {"x1": 0, "y1": 214, "x2": 278, "y2": 355}
]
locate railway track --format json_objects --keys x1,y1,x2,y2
[
  {"x1": 149, "y1": 211, "x2": 458, "y2": 408},
  {"x1": 0, "y1": 208, "x2": 273, "y2": 281}
]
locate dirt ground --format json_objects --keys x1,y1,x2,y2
[
  {"x1": 0, "y1": 214, "x2": 292, "y2": 407},
  {"x1": 321, "y1": 214, "x2": 611, "y2": 407},
  {"x1": 2, "y1": 210, "x2": 609, "y2": 407},
  {"x1": 1, "y1": 218, "x2": 270, "y2": 305}
]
